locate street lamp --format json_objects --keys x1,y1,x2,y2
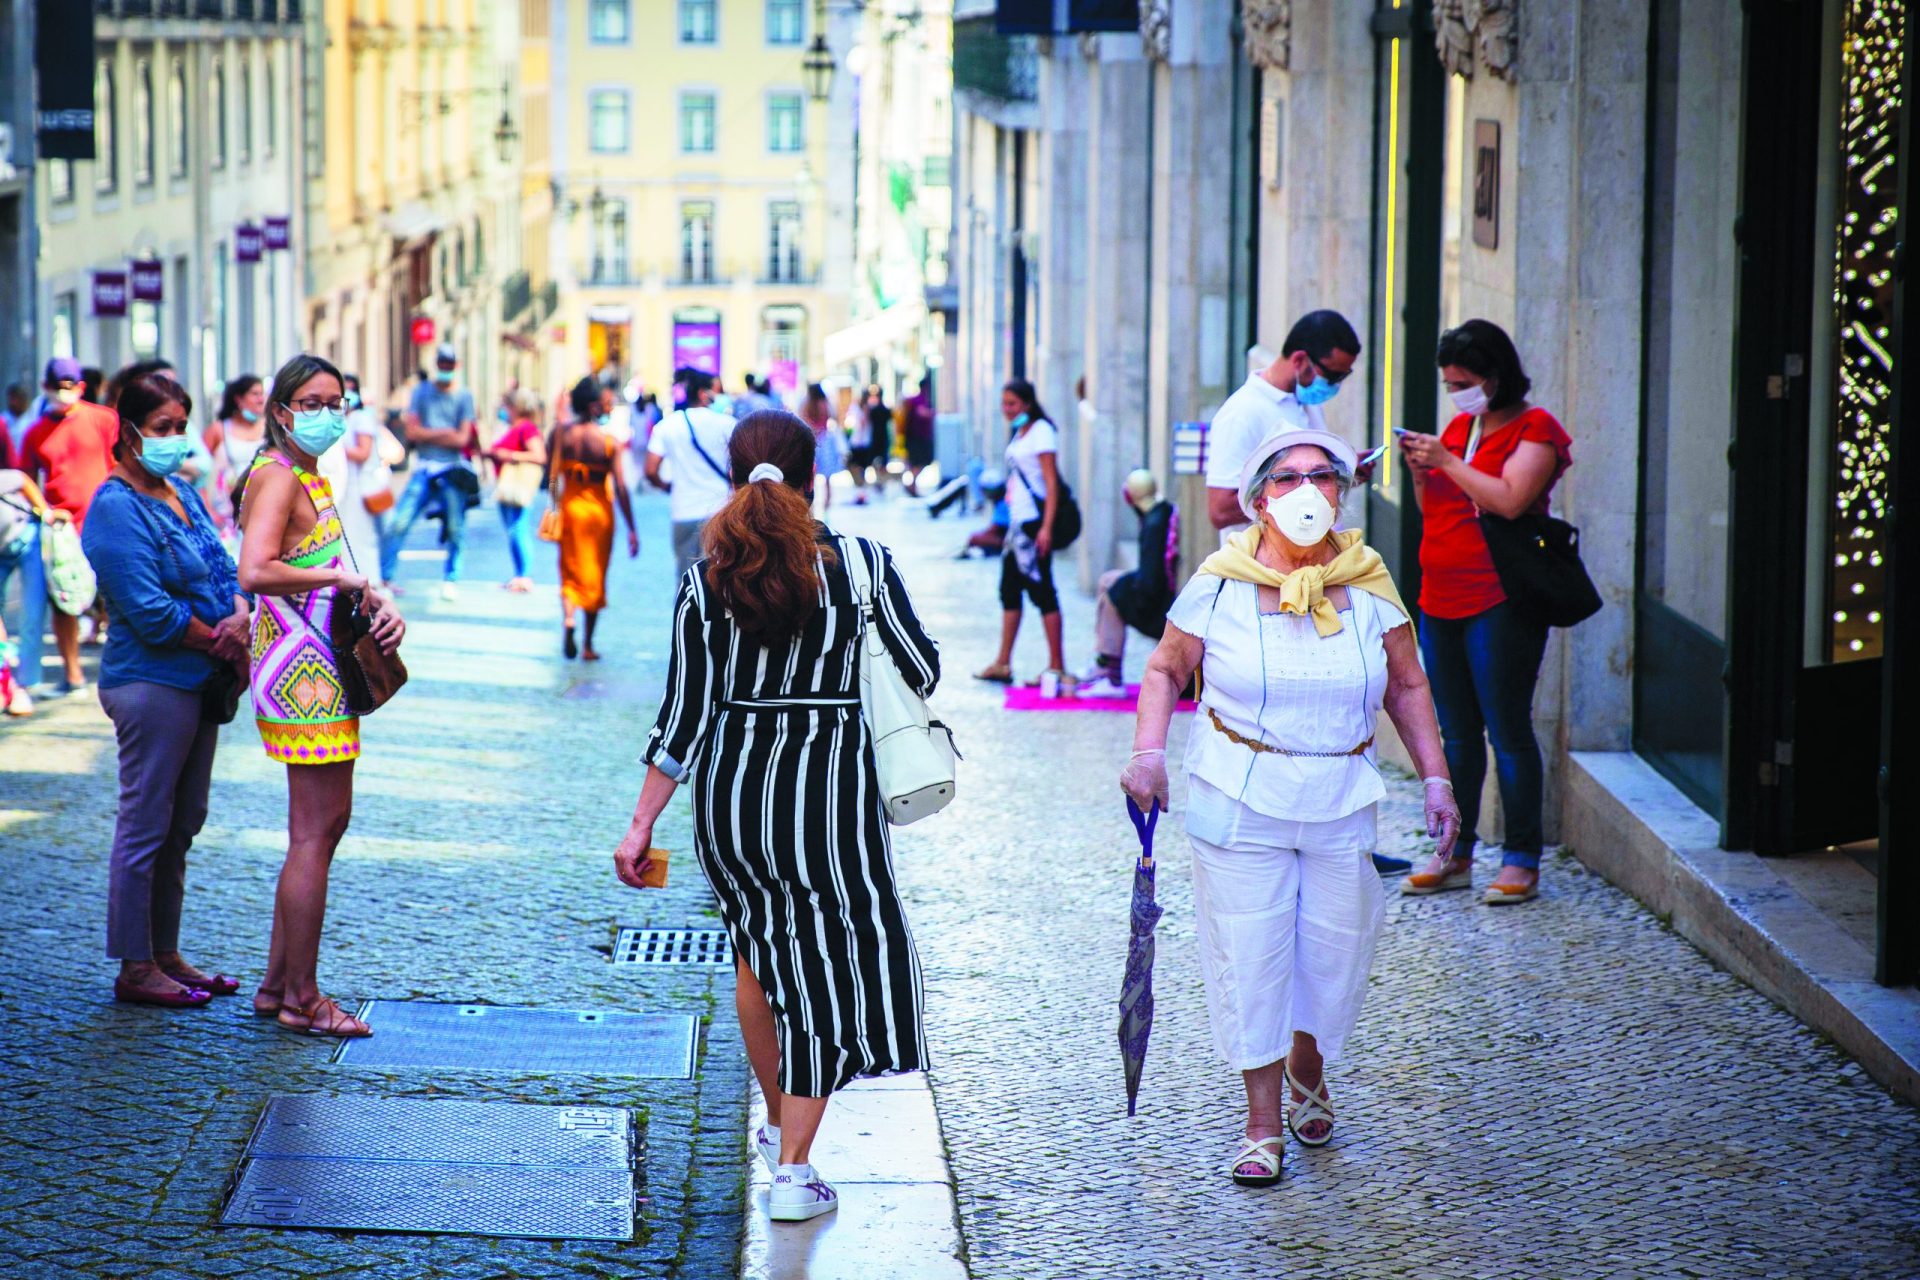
[
  {"x1": 803, "y1": 0, "x2": 835, "y2": 103},
  {"x1": 492, "y1": 81, "x2": 519, "y2": 164}
]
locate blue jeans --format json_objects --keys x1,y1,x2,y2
[
  {"x1": 0, "y1": 524, "x2": 48, "y2": 689},
  {"x1": 1418, "y1": 602, "x2": 1549, "y2": 869},
  {"x1": 499, "y1": 502, "x2": 534, "y2": 578},
  {"x1": 379, "y1": 468, "x2": 469, "y2": 583}
]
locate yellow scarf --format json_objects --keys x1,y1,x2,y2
[{"x1": 1195, "y1": 527, "x2": 1408, "y2": 637}]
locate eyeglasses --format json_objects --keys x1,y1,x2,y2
[
  {"x1": 284, "y1": 397, "x2": 347, "y2": 414},
  {"x1": 1307, "y1": 357, "x2": 1351, "y2": 387},
  {"x1": 1265, "y1": 468, "x2": 1344, "y2": 492}
]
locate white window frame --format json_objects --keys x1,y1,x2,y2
[
  {"x1": 167, "y1": 56, "x2": 188, "y2": 179},
  {"x1": 133, "y1": 55, "x2": 155, "y2": 188},
  {"x1": 589, "y1": 0, "x2": 631, "y2": 43},
  {"x1": 679, "y1": 0, "x2": 718, "y2": 44},
  {"x1": 94, "y1": 58, "x2": 118, "y2": 194},
  {"x1": 587, "y1": 88, "x2": 631, "y2": 154},
  {"x1": 680, "y1": 201, "x2": 716, "y2": 284},
  {"x1": 679, "y1": 90, "x2": 717, "y2": 154},
  {"x1": 767, "y1": 200, "x2": 802, "y2": 282},
  {"x1": 765, "y1": 0, "x2": 804, "y2": 46},
  {"x1": 766, "y1": 90, "x2": 804, "y2": 154}
]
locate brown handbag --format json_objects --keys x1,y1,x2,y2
[
  {"x1": 329, "y1": 586, "x2": 408, "y2": 715},
  {"x1": 538, "y1": 428, "x2": 565, "y2": 543}
]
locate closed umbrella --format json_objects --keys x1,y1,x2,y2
[{"x1": 1118, "y1": 798, "x2": 1164, "y2": 1116}]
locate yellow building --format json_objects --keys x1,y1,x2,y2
[
  {"x1": 548, "y1": 0, "x2": 849, "y2": 399},
  {"x1": 303, "y1": 0, "x2": 527, "y2": 411}
]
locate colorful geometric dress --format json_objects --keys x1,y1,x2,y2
[{"x1": 246, "y1": 453, "x2": 360, "y2": 764}]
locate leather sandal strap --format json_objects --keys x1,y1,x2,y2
[
  {"x1": 1227, "y1": 1135, "x2": 1285, "y2": 1176},
  {"x1": 1284, "y1": 1062, "x2": 1335, "y2": 1128}
]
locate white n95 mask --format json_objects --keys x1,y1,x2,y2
[{"x1": 1265, "y1": 482, "x2": 1336, "y2": 547}]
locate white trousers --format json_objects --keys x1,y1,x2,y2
[{"x1": 1185, "y1": 778, "x2": 1387, "y2": 1071}]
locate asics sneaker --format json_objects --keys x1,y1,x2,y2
[{"x1": 768, "y1": 1164, "x2": 839, "y2": 1222}]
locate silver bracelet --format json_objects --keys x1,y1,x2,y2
[{"x1": 1421, "y1": 776, "x2": 1454, "y2": 790}]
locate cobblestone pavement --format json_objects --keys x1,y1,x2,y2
[
  {"x1": 0, "y1": 486, "x2": 749, "y2": 1278},
  {"x1": 817, "y1": 499, "x2": 1920, "y2": 1280}
]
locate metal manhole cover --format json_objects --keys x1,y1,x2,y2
[
  {"x1": 221, "y1": 1096, "x2": 636, "y2": 1241},
  {"x1": 333, "y1": 1001, "x2": 697, "y2": 1077},
  {"x1": 613, "y1": 926, "x2": 733, "y2": 967}
]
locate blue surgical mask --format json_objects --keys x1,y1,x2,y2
[
  {"x1": 240, "y1": 408, "x2": 260, "y2": 423},
  {"x1": 1294, "y1": 363, "x2": 1340, "y2": 408},
  {"x1": 1010, "y1": 412, "x2": 1030, "y2": 431},
  {"x1": 137, "y1": 433, "x2": 193, "y2": 478},
  {"x1": 345, "y1": 391, "x2": 363, "y2": 410},
  {"x1": 289, "y1": 407, "x2": 348, "y2": 455}
]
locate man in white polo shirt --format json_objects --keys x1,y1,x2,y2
[
  {"x1": 644, "y1": 370, "x2": 737, "y2": 579},
  {"x1": 1206, "y1": 309, "x2": 1362, "y2": 542}
]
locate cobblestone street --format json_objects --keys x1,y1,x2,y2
[{"x1": 2, "y1": 490, "x2": 1918, "y2": 1279}]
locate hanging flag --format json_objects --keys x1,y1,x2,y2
[
  {"x1": 92, "y1": 272, "x2": 129, "y2": 318},
  {"x1": 263, "y1": 217, "x2": 291, "y2": 251},
  {"x1": 236, "y1": 223, "x2": 264, "y2": 263},
  {"x1": 130, "y1": 259, "x2": 165, "y2": 303}
]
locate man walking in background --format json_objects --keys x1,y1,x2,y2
[
  {"x1": 381, "y1": 344, "x2": 479, "y2": 598},
  {"x1": 645, "y1": 370, "x2": 737, "y2": 579}
]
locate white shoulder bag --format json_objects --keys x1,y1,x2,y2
[{"x1": 843, "y1": 536, "x2": 958, "y2": 826}]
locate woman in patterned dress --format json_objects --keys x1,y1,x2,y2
[
  {"x1": 613, "y1": 412, "x2": 940, "y2": 1224},
  {"x1": 237, "y1": 354, "x2": 405, "y2": 1039}
]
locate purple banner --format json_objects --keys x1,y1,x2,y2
[
  {"x1": 672, "y1": 321, "x2": 722, "y2": 377},
  {"x1": 130, "y1": 259, "x2": 164, "y2": 303},
  {"x1": 92, "y1": 271, "x2": 128, "y2": 318},
  {"x1": 768, "y1": 358, "x2": 799, "y2": 397},
  {"x1": 263, "y1": 216, "x2": 291, "y2": 251},
  {"x1": 235, "y1": 223, "x2": 264, "y2": 263}
]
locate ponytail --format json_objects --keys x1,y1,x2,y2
[{"x1": 702, "y1": 410, "x2": 834, "y2": 645}]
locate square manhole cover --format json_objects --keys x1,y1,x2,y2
[
  {"x1": 334, "y1": 1001, "x2": 697, "y2": 1077},
  {"x1": 614, "y1": 926, "x2": 733, "y2": 967},
  {"x1": 221, "y1": 1096, "x2": 636, "y2": 1241}
]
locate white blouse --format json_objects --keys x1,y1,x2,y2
[{"x1": 1165, "y1": 575, "x2": 1408, "y2": 824}]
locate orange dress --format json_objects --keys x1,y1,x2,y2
[{"x1": 558, "y1": 455, "x2": 615, "y2": 612}]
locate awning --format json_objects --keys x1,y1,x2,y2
[
  {"x1": 823, "y1": 300, "x2": 927, "y2": 369},
  {"x1": 382, "y1": 202, "x2": 446, "y2": 245}
]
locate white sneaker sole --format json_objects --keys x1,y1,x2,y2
[{"x1": 768, "y1": 1196, "x2": 839, "y2": 1222}]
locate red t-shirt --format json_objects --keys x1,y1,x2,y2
[
  {"x1": 1417, "y1": 407, "x2": 1573, "y2": 619},
  {"x1": 490, "y1": 419, "x2": 542, "y2": 458},
  {"x1": 20, "y1": 402, "x2": 120, "y2": 529}
]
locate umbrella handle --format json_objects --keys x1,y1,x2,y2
[{"x1": 1126, "y1": 797, "x2": 1160, "y2": 857}]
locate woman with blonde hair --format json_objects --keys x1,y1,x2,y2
[
  {"x1": 238, "y1": 353, "x2": 405, "y2": 1038},
  {"x1": 614, "y1": 411, "x2": 940, "y2": 1224}
]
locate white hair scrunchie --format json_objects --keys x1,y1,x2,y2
[{"x1": 747, "y1": 462, "x2": 785, "y2": 484}]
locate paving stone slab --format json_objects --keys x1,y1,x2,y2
[{"x1": 333, "y1": 1001, "x2": 697, "y2": 1077}]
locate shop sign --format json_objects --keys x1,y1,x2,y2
[
  {"x1": 1172, "y1": 420, "x2": 1209, "y2": 476},
  {"x1": 410, "y1": 315, "x2": 437, "y2": 345},
  {"x1": 672, "y1": 320, "x2": 722, "y2": 377},
  {"x1": 34, "y1": 4, "x2": 95, "y2": 161},
  {"x1": 130, "y1": 259, "x2": 165, "y2": 303},
  {"x1": 235, "y1": 222, "x2": 264, "y2": 263},
  {"x1": 92, "y1": 271, "x2": 129, "y2": 318},
  {"x1": 1473, "y1": 120, "x2": 1500, "y2": 250},
  {"x1": 263, "y1": 216, "x2": 292, "y2": 251}
]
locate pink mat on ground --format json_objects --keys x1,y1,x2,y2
[{"x1": 1003, "y1": 684, "x2": 1197, "y2": 713}]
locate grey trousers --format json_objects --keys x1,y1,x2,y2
[
  {"x1": 100, "y1": 681, "x2": 219, "y2": 961},
  {"x1": 672, "y1": 519, "x2": 708, "y2": 581}
]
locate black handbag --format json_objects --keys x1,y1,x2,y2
[
  {"x1": 1478, "y1": 511, "x2": 1602, "y2": 628},
  {"x1": 201, "y1": 662, "x2": 245, "y2": 725},
  {"x1": 1014, "y1": 466, "x2": 1082, "y2": 551}
]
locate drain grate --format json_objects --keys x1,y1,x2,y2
[
  {"x1": 613, "y1": 926, "x2": 733, "y2": 968},
  {"x1": 221, "y1": 1096, "x2": 636, "y2": 1240},
  {"x1": 333, "y1": 1001, "x2": 698, "y2": 1077}
]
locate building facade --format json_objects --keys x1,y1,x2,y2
[
  {"x1": 0, "y1": 0, "x2": 36, "y2": 394},
  {"x1": 547, "y1": 0, "x2": 852, "y2": 399},
  {"x1": 301, "y1": 0, "x2": 525, "y2": 416},
  {"x1": 34, "y1": 0, "x2": 305, "y2": 405},
  {"x1": 952, "y1": 0, "x2": 1913, "y2": 1016}
]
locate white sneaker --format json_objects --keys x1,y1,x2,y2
[
  {"x1": 5, "y1": 683, "x2": 32, "y2": 717},
  {"x1": 1077, "y1": 674, "x2": 1130, "y2": 699},
  {"x1": 768, "y1": 1163, "x2": 838, "y2": 1222},
  {"x1": 439, "y1": 581, "x2": 459, "y2": 601},
  {"x1": 753, "y1": 1124, "x2": 781, "y2": 1173}
]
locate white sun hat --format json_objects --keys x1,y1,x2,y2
[{"x1": 1237, "y1": 426, "x2": 1361, "y2": 521}]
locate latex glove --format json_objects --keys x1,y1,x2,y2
[
  {"x1": 1120, "y1": 748, "x2": 1171, "y2": 814},
  {"x1": 1423, "y1": 777, "x2": 1462, "y2": 858}
]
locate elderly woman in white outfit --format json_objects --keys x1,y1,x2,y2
[{"x1": 1123, "y1": 425, "x2": 1461, "y2": 1186}]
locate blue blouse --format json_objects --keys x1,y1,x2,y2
[{"x1": 82, "y1": 476, "x2": 245, "y2": 692}]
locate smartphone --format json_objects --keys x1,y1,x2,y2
[
  {"x1": 1391, "y1": 425, "x2": 1412, "y2": 437},
  {"x1": 1359, "y1": 443, "x2": 1389, "y2": 467}
]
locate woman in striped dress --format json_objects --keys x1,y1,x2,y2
[
  {"x1": 238, "y1": 354, "x2": 404, "y2": 1039},
  {"x1": 614, "y1": 411, "x2": 940, "y2": 1224}
]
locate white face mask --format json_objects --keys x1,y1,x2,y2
[
  {"x1": 1449, "y1": 383, "x2": 1491, "y2": 416},
  {"x1": 1264, "y1": 481, "x2": 1336, "y2": 548}
]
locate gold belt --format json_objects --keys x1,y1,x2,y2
[{"x1": 1206, "y1": 707, "x2": 1373, "y2": 758}]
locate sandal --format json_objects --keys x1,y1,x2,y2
[
  {"x1": 1285, "y1": 1061, "x2": 1335, "y2": 1147},
  {"x1": 161, "y1": 964, "x2": 239, "y2": 996},
  {"x1": 1402, "y1": 855, "x2": 1473, "y2": 896},
  {"x1": 277, "y1": 996, "x2": 373, "y2": 1039},
  {"x1": 1227, "y1": 1135, "x2": 1285, "y2": 1186},
  {"x1": 974, "y1": 662, "x2": 1014, "y2": 684}
]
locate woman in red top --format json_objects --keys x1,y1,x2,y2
[
  {"x1": 1396, "y1": 319, "x2": 1572, "y2": 905},
  {"x1": 488, "y1": 390, "x2": 548, "y2": 592}
]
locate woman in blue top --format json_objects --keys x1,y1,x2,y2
[{"x1": 82, "y1": 373, "x2": 253, "y2": 1009}]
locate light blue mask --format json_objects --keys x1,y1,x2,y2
[
  {"x1": 1295, "y1": 365, "x2": 1340, "y2": 408},
  {"x1": 289, "y1": 407, "x2": 348, "y2": 455},
  {"x1": 137, "y1": 434, "x2": 193, "y2": 478},
  {"x1": 1010, "y1": 412, "x2": 1030, "y2": 432}
]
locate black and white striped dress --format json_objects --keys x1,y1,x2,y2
[{"x1": 642, "y1": 530, "x2": 941, "y2": 1097}]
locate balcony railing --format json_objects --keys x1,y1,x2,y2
[
  {"x1": 581, "y1": 262, "x2": 644, "y2": 287},
  {"x1": 953, "y1": 16, "x2": 1037, "y2": 104},
  {"x1": 99, "y1": 0, "x2": 300, "y2": 20},
  {"x1": 761, "y1": 262, "x2": 819, "y2": 287},
  {"x1": 500, "y1": 269, "x2": 531, "y2": 322}
]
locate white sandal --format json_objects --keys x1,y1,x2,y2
[
  {"x1": 1285, "y1": 1062, "x2": 1335, "y2": 1147},
  {"x1": 1227, "y1": 1134, "x2": 1285, "y2": 1186}
]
